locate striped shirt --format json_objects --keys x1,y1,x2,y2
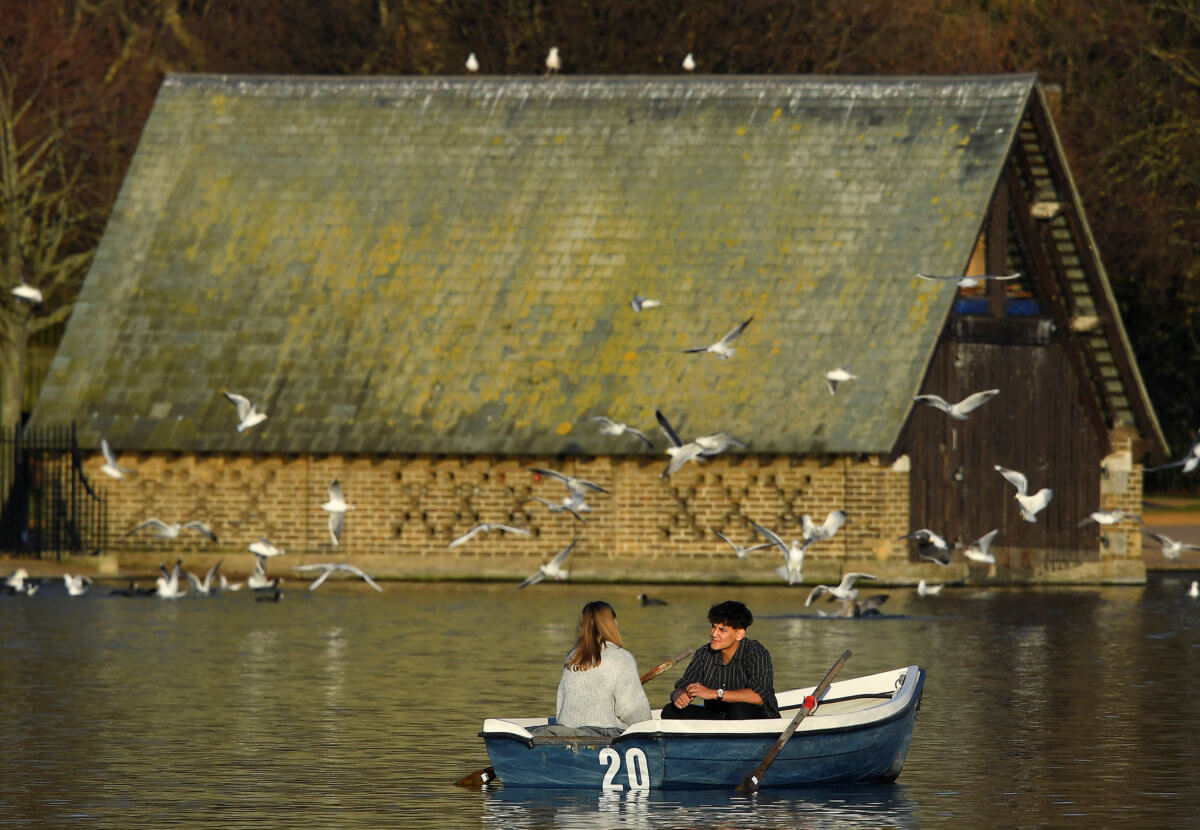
[{"x1": 673, "y1": 638, "x2": 779, "y2": 717}]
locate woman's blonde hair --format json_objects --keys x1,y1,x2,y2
[{"x1": 566, "y1": 600, "x2": 623, "y2": 671}]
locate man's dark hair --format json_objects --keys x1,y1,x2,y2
[{"x1": 708, "y1": 600, "x2": 753, "y2": 630}]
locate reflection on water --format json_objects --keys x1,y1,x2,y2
[{"x1": 1, "y1": 578, "x2": 1199, "y2": 827}]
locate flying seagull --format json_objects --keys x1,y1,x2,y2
[
  {"x1": 801, "y1": 510, "x2": 847, "y2": 545},
  {"x1": 155, "y1": 559, "x2": 187, "y2": 599},
  {"x1": 588, "y1": 416, "x2": 655, "y2": 448},
  {"x1": 448, "y1": 522, "x2": 532, "y2": 548},
  {"x1": 682, "y1": 53, "x2": 696, "y2": 71},
  {"x1": 527, "y1": 467, "x2": 611, "y2": 498},
  {"x1": 12, "y1": 282, "x2": 43, "y2": 303},
  {"x1": 630, "y1": 294, "x2": 661, "y2": 313},
  {"x1": 293, "y1": 562, "x2": 383, "y2": 592},
  {"x1": 994, "y1": 465, "x2": 1054, "y2": 523},
  {"x1": 4, "y1": 568, "x2": 29, "y2": 593},
  {"x1": 465, "y1": 52, "x2": 479, "y2": 73},
  {"x1": 222, "y1": 390, "x2": 268, "y2": 432},
  {"x1": 694, "y1": 433, "x2": 748, "y2": 456},
  {"x1": 964, "y1": 529, "x2": 1000, "y2": 566},
  {"x1": 1144, "y1": 530, "x2": 1200, "y2": 560},
  {"x1": 654, "y1": 409, "x2": 708, "y2": 477},
  {"x1": 185, "y1": 559, "x2": 223, "y2": 596},
  {"x1": 916, "y1": 579, "x2": 944, "y2": 597},
  {"x1": 805, "y1": 572, "x2": 876, "y2": 606},
  {"x1": 127, "y1": 518, "x2": 218, "y2": 542},
  {"x1": 247, "y1": 554, "x2": 281, "y2": 591},
  {"x1": 916, "y1": 272, "x2": 1020, "y2": 289},
  {"x1": 545, "y1": 46, "x2": 561, "y2": 74},
  {"x1": 899, "y1": 529, "x2": 952, "y2": 566},
  {"x1": 62, "y1": 573, "x2": 93, "y2": 597},
  {"x1": 524, "y1": 496, "x2": 586, "y2": 522},
  {"x1": 321, "y1": 479, "x2": 355, "y2": 546},
  {"x1": 749, "y1": 520, "x2": 807, "y2": 585},
  {"x1": 913, "y1": 389, "x2": 1001, "y2": 420},
  {"x1": 713, "y1": 528, "x2": 773, "y2": 559},
  {"x1": 683, "y1": 315, "x2": 754, "y2": 359},
  {"x1": 1078, "y1": 509, "x2": 1141, "y2": 527},
  {"x1": 514, "y1": 539, "x2": 577, "y2": 591},
  {"x1": 248, "y1": 538, "x2": 284, "y2": 559},
  {"x1": 100, "y1": 438, "x2": 133, "y2": 479},
  {"x1": 1144, "y1": 436, "x2": 1200, "y2": 474},
  {"x1": 824, "y1": 368, "x2": 857, "y2": 396}
]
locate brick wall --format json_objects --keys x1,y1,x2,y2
[
  {"x1": 1098, "y1": 431, "x2": 1144, "y2": 560},
  {"x1": 94, "y1": 450, "x2": 911, "y2": 581}
]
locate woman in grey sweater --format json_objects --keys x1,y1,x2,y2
[{"x1": 548, "y1": 601, "x2": 652, "y2": 737}]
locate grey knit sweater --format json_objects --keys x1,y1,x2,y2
[{"x1": 555, "y1": 643, "x2": 653, "y2": 729}]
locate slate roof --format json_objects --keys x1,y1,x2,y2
[{"x1": 32, "y1": 73, "x2": 1039, "y2": 455}]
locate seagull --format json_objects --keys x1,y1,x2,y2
[
  {"x1": 292, "y1": 562, "x2": 383, "y2": 592},
  {"x1": 637, "y1": 592, "x2": 668, "y2": 606},
  {"x1": 694, "y1": 433, "x2": 748, "y2": 456},
  {"x1": 1190, "y1": 580, "x2": 1199, "y2": 599},
  {"x1": 63, "y1": 573, "x2": 93, "y2": 596},
  {"x1": 805, "y1": 572, "x2": 876, "y2": 606},
  {"x1": 466, "y1": 52, "x2": 479, "y2": 73},
  {"x1": 913, "y1": 389, "x2": 1001, "y2": 420},
  {"x1": 899, "y1": 529, "x2": 952, "y2": 566},
  {"x1": 712, "y1": 528, "x2": 772, "y2": 559},
  {"x1": 185, "y1": 559, "x2": 223, "y2": 596},
  {"x1": 916, "y1": 272, "x2": 1020, "y2": 289},
  {"x1": 1144, "y1": 530, "x2": 1200, "y2": 560},
  {"x1": 5, "y1": 568, "x2": 29, "y2": 593},
  {"x1": 448, "y1": 522, "x2": 533, "y2": 548},
  {"x1": 683, "y1": 315, "x2": 754, "y2": 359},
  {"x1": 916, "y1": 579, "x2": 944, "y2": 597},
  {"x1": 587, "y1": 416, "x2": 655, "y2": 448},
  {"x1": 527, "y1": 467, "x2": 611, "y2": 499},
  {"x1": 100, "y1": 438, "x2": 133, "y2": 479},
  {"x1": 824, "y1": 368, "x2": 857, "y2": 395},
  {"x1": 820, "y1": 594, "x2": 889, "y2": 618},
  {"x1": 514, "y1": 540, "x2": 576, "y2": 590},
  {"x1": 155, "y1": 559, "x2": 187, "y2": 599},
  {"x1": 247, "y1": 555, "x2": 281, "y2": 591},
  {"x1": 630, "y1": 294, "x2": 661, "y2": 313},
  {"x1": 655, "y1": 409, "x2": 708, "y2": 477},
  {"x1": 994, "y1": 466, "x2": 1054, "y2": 523},
  {"x1": 963, "y1": 529, "x2": 1000, "y2": 565},
  {"x1": 321, "y1": 479, "x2": 355, "y2": 545},
  {"x1": 524, "y1": 496, "x2": 586, "y2": 522},
  {"x1": 682, "y1": 53, "x2": 696, "y2": 71},
  {"x1": 222, "y1": 390, "x2": 268, "y2": 432},
  {"x1": 127, "y1": 518, "x2": 218, "y2": 542},
  {"x1": 12, "y1": 282, "x2": 43, "y2": 303},
  {"x1": 1078, "y1": 509, "x2": 1141, "y2": 527},
  {"x1": 749, "y1": 520, "x2": 807, "y2": 585},
  {"x1": 545, "y1": 46, "x2": 561, "y2": 74},
  {"x1": 801, "y1": 510, "x2": 847, "y2": 545},
  {"x1": 219, "y1": 573, "x2": 244, "y2": 592},
  {"x1": 248, "y1": 537, "x2": 284, "y2": 558},
  {"x1": 1144, "y1": 437, "x2": 1200, "y2": 474}
]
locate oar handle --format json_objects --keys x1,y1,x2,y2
[{"x1": 736, "y1": 648, "x2": 851, "y2": 794}]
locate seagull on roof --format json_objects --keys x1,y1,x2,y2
[
  {"x1": 630, "y1": 294, "x2": 661, "y2": 313},
  {"x1": 514, "y1": 540, "x2": 576, "y2": 591},
  {"x1": 916, "y1": 272, "x2": 1020, "y2": 289},
  {"x1": 824, "y1": 368, "x2": 857, "y2": 396},
  {"x1": 801, "y1": 510, "x2": 847, "y2": 545},
  {"x1": 449, "y1": 522, "x2": 533, "y2": 548},
  {"x1": 684, "y1": 315, "x2": 754, "y2": 359},
  {"x1": 127, "y1": 518, "x2": 218, "y2": 542},
  {"x1": 293, "y1": 562, "x2": 383, "y2": 592},
  {"x1": 222, "y1": 390, "x2": 268, "y2": 433},
  {"x1": 899, "y1": 529, "x2": 952, "y2": 566},
  {"x1": 712, "y1": 528, "x2": 773, "y2": 559},
  {"x1": 524, "y1": 496, "x2": 586, "y2": 522},
  {"x1": 916, "y1": 579, "x2": 944, "y2": 597},
  {"x1": 185, "y1": 559, "x2": 223, "y2": 596},
  {"x1": 466, "y1": 52, "x2": 480, "y2": 73},
  {"x1": 321, "y1": 480, "x2": 354, "y2": 546},
  {"x1": 527, "y1": 467, "x2": 611, "y2": 498},
  {"x1": 12, "y1": 282, "x2": 43, "y2": 303},
  {"x1": 805, "y1": 572, "x2": 876, "y2": 606},
  {"x1": 545, "y1": 46, "x2": 561, "y2": 74},
  {"x1": 655, "y1": 409, "x2": 708, "y2": 477},
  {"x1": 248, "y1": 538, "x2": 284, "y2": 559},
  {"x1": 682, "y1": 53, "x2": 696, "y2": 71},
  {"x1": 100, "y1": 438, "x2": 133, "y2": 479},
  {"x1": 913, "y1": 389, "x2": 1001, "y2": 420},
  {"x1": 62, "y1": 573, "x2": 93, "y2": 596},
  {"x1": 1144, "y1": 436, "x2": 1200, "y2": 474},
  {"x1": 1078, "y1": 509, "x2": 1141, "y2": 527},
  {"x1": 1144, "y1": 530, "x2": 1200, "y2": 560},
  {"x1": 749, "y1": 520, "x2": 807, "y2": 585},
  {"x1": 155, "y1": 559, "x2": 187, "y2": 599},
  {"x1": 994, "y1": 466, "x2": 1053, "y2": 523},
  {"x1": 587, "y1": 416, "x2": 655, "y2": 448}
]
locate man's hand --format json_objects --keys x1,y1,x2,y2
[
  {"x1": 685, "y1": 682, "x2": 715, "y2": 700},
  {"x1": 670, "y1": 687, "x2": 694, "y2": 709}
]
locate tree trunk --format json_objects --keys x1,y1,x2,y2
[{"x1": 0, "y1": 311, "x2": 29, "y2": 431}]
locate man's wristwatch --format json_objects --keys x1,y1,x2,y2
[{"x1": 716, "y1": 688, "x2": 724, "y2": 700}]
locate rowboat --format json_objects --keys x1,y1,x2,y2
[{"x1": 479, "y1": 664, "x2": 925, "y2": 790}]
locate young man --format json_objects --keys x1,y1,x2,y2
[{"x1": 661, "y1": 600, "x2": 779, "y2": 720}]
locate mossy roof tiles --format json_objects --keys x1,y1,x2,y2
[{"x1": 32, "y1": 73, "x2": 1038, "y2": 454}]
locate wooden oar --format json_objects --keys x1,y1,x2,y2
[
  {"x1": 454, "y1": 646, "x2": 696, "y2": 789},
  {"x1": 735, "y1": 648, "x2": 851, "y2": 794}
]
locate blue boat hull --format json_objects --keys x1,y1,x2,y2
[{"x1": 484, "y1": 668, "x2": 924, "y2": 790}]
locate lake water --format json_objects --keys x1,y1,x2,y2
[{"x1": 2, "y1": 576, "x2": 1199, "y2": 827}]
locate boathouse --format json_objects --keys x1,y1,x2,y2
[{"x1": 28, "y1": 73, "x2": 1165, "y2": 583}]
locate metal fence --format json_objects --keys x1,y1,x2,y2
[{"x1": 0, "y1": 423, "x2": 107, "y2": 559}]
